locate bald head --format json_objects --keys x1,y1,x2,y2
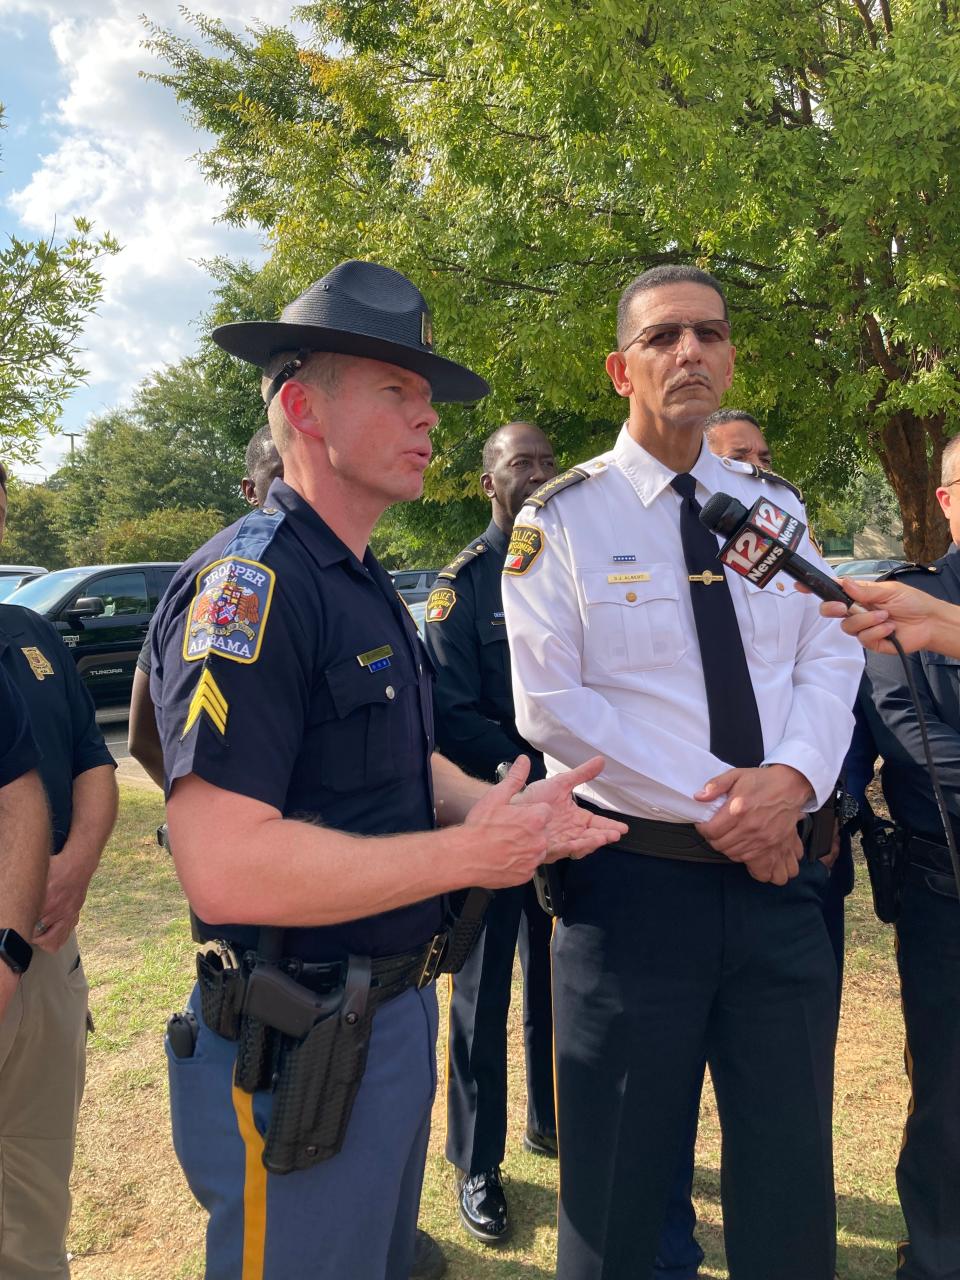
[{"x1": 481, "y1": 421, "x2": 557, "y2": 532}]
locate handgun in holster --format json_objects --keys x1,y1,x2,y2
[{"x1": 859, "y1": 798, "x2": 905, "y2": 924}]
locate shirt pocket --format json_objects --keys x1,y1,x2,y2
[
  {"x1": 475, "y1": 619, "x2": 511, "y2": 701},
  {"x1": 318, "y1": 656, "x2": 418, "y2": 792},
  {"x1": 740, "y1": 578, "x2": 805, "y2": 664},
  {"x1": 580, "y1": 565, "x2": 687, "y2": 672}
]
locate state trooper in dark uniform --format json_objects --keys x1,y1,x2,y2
[
  {"x1": 854, "y1": 435, "x2": 960, "y2": 1280},
  {"x1": 424, "y1": 421, "x2": 558, "y2": 1244},
  {"x1": 150, "y1": 260, "x2": 625, "y2": 1280}
]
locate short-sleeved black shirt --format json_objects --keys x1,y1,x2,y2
[
  {"x1": 0, "y1": 661, "x2": 40, "y2": 788},
  {"x1": 151, "y1": 478, "x2": 441, "y2": 961},
  {"x1": 0, "y1": 604, "x2": 115, "y2": 851}
]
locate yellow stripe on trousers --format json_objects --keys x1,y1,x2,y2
[{"x1": 231, "y1": 1083, "x2": 268, "y2": 1280}]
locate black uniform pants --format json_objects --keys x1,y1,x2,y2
[
  {"x1": 553, "y1": 849, "x2": 837, "y2": 1280},
  {"x1": 445, "y1": 879, "x2": 555, "y2": 1173},
  {"x1": 895, "y1": 867, "x2": 960, "y2": 1280}
]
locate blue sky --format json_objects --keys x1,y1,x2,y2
[{"x1": 0, "y1": 1, "x2": 298, "y2": 480}]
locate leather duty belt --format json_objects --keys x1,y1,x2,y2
[{"x1": 576, "y1": 799, "x2": 832, "y2": 865}]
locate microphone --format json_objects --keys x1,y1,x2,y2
[{"x1": 699, "y1": 492, "x2": 855, "y2": 607}]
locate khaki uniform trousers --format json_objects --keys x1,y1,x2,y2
[{"x1": 0, "y1": 932, "x2": 88, "y2": 1279}]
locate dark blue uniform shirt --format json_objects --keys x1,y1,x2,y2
[
  {"x1": 857, "y1": 545, "x2": 960, "y2": 861},
  {"x1": 424, "y1": 520, "x2": 544, "y2": 783},
  {"x1": 0, "y1": 604, "x2": 114, "y2": 851},
  {"x1": 0, "y1": 661, "x2": 40, "y2": 788},
  {"x1": 150, "y1": 478, "x2": 441, "y2": 961}
]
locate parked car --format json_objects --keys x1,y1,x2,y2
[
  {"x1": 407, "y1": 599, "x2": 427, "y2": 638},
  {"x1": 0, "y1": 564, "x2": 47, "y2": 601},
  {"x1": 4, "y1": 562, "x2": 180, "y2": 709},
  {"x1": 831, "y1": 558, "x2": 906, "y2": 581},
  {"x1": 389, "y1": 568, "x2": 439, "y2": 604}
]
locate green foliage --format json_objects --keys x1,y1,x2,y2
[
  {"x1": 148, "y1": 1, "x2": 960, "y2": 558},
  {"x1": 0, "y1": 103, "x2": 120, "y2": 458},
  {"x1": 92, "y1": 507, "x2": 228, "y2": 563},
  {"x1": 0, "y1": 480, "x2": 68, "y2": 569}
]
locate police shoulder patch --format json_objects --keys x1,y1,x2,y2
[
  {"x1": 183, "y1": 556, "x2": 276, "y2": 664},
  {"x1": 503, "y1": 525, "x2": 545, "y2": 575},
  {"x1": 426, "y1": 586, "x2": 457, "y2": 622},
  {"x1": 525, "y1": 466, "x2": 592, "y2": 509}
]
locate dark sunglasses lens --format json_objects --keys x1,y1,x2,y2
[
  {"x1": 694, "y1": 323, "x2": 729, "y2": 343},
  {"x1": 647, "y1": 325, "x2": 683, "y2": 347}
]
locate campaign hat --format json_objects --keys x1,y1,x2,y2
[{"x1": 212, "y1": 259, "x2": 489, "y2": 404}]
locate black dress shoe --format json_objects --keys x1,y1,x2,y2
[
  {"x1": 457, "y1": 1167, "x2": 510, "y2": 1244},
  {"x1": 409, "y1": 1228, "x2": 447, "y2": 1279},
  {"x1": 522, "y1": 1126, "x2": 558, "y2": 1158}
]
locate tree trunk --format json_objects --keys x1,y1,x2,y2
[{"x1": 877, "y1": 411, "x2": 951, "y2": 563}]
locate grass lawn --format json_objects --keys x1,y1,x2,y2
[{"x1": 69, "y1": 785, "x2": 909, "y2": 1278}]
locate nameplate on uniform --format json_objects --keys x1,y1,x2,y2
[
  {"x1": 20, "y1": 647, "x2": 55, "y2": 680},
  {"x1": 357, "y1": 645, "x2": 393, "y2": 672},
  {"x1": 426, "y1": 587, "x2": 456, "y2": 622},
  {"x1": 607, "y1": 573, "x2": 651, "y2": 584},
  {"x1": 183, "y1": 556, "x2": 275, "y2": 665},
  {"x1": 503, "y1": 525, "x2": 545, "y2": 576}
]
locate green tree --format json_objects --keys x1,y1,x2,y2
[
  {"x1": 149, "y1": 1, "x2": 960, "y2": 560},
  {"x1": 95, "y1": 507, "x2": 227, "y2": 563},
  {"x1": 0, "y1": 480, "x2": 68, "y2": 569},
  {"x1": 0, "y1": 110, "x2": 119, "y2": 458}
]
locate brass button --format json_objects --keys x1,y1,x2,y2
[
  {"x1": 625, "y1": 590, "x2": 637, "y2": 602},
  {"x1": 385, "y1": 686, "x2": 396, "y2": 700}
]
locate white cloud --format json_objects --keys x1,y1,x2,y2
[{"x1": 2, "y1": 0, "x2": 304, "y2": 429}]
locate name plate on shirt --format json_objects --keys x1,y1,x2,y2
[
  {"x1": 357, "y1": 645, "x2": 393, "y2": 672},
  {"x1": 607, "y1": 573, "x2": 651, "y2": 584}
]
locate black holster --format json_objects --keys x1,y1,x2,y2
[
  {"x1": 436, "y1": 888, "x2": 493, "y2": 975},
  {"x1": 533, "y1": 861, "x2": 567, "y2": 917},
  {"x1": 859, "y1": 801, "x2": 905, "y2": 924},
  {"x1": 260, "y1": 956, "x2": 373, "y2": 1174}
]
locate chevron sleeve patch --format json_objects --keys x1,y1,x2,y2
[{"x1": 181, "y1": 667, "x2": 229, "y2": 739}]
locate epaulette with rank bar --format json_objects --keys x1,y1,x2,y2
[
  {"x1": 525, "y1": 466, "x2": 593, "y2": 509},
  {"x1": 880, "y1": 562, "x2": 941, "y2": 581},
  {"x1": 718, "y1": 455, "x2": 804, "y2": 502},
  {"x1": 436, "y1": 540, "x2": 488, "y2": 583}
]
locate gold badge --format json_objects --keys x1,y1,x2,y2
[
  {"x1": 20, "y1": 647, "x2": 54, "y2": 681},
  {"x1": 689, "y1": 571, "x2": 724, "y2": 585},
  {"x1": 503, "y1": 525, "x2": 545, "y2": 576},
  {"x1": 426, "y1": 587, "x2": 457, "y2": 623}
]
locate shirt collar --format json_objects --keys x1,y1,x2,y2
[
  {"x1": 612, "y1": 424, "x2": 720, "y2": 506},
  {"x1": 265, "y1": 478, "x2": 361, "y2": 570},
  {"x1": 483, "y1": 519, "x2": 509, "y2": 556}
]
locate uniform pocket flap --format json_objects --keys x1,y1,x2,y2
[
  {"x1": 324, "y1": 656, "x2": 413, "y2": 718},
  {"x1": 581, "y1": 565, "x2": 681, "y2": 607}
]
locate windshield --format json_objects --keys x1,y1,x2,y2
[
  {"x1": 5, "y1": 568, "x2": 90, "y2": 614},
  {"x1": 0, "y1": 576, "x2": 33, "y2": 601}
]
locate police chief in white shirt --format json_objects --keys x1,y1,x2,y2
[{"x1": 501, "y1": 264, "x2": 863, "y2": 1280}]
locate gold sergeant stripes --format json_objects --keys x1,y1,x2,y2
[{"x1": 181, "y1": 668, "x2": 229, "y2": 738}]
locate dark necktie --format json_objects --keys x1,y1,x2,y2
[{"x1": 670, "y1": 472, "x2": 764, "y2": 768}]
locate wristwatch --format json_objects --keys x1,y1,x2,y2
[{"x1": 0, "y1": 928, "x2": 33, "y2": 976}]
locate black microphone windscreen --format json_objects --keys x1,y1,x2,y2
[{"x1": 699, "y1": 492, "x2": 748, "y2": 538}]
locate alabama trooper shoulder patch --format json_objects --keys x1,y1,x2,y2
[
  {"x1": 20, "y1": 647, "x2": 54, "y2": 681},
  {"x1": 426, "y1": 586, "x2": 457, "y2": 623},
  {"x1": 503, "y1": 525, "x2": 545, "y2": 575},
  {"x1": 183, "y1": 556, "x2": 275, "y2": 664}
]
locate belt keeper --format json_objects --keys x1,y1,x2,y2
[
  {"x1": 417, "y1": 934, "x2": 448, "y2": 989},
  {"x1": 341, "y1": 955, "x2": 371, "y2": 1026}
]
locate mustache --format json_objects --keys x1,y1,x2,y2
[{"x1": 666, "y1": 373, "x2": 712, "y2": 392}]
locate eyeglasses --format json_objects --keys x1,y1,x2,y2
[
  {"x1": 622, "y1": 319, "x2": 731, "y2": 352},
  {"x1": 943, "y1": 479, "x2": 960, "y2": 488}
]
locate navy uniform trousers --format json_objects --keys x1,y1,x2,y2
[
  {"x1": 167, "y1": 983, "x2": 439, "y2": 1280},
  {"x1": 895, "y1": 868, "x2": 960, "y2": 1280},
  {"x1": 446, "y1": 878, "x2": 555, "y2": 1173},
  {"x1": 554, "y1": 849, "x2": 837, "y2": 1280}
]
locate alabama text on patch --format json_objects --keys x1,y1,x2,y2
[{"x1": 183, "y1": 556, "x2": 276, "y2": 664}]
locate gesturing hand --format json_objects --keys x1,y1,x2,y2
[{"x1": 519, "y1": 755, "x2": 628, "y2": 861}]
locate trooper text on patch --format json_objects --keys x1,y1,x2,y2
[{"x1": 183, "y1": 555, "x2": 276, "y2": 664}]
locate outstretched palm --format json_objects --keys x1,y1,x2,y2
[{"x1": 517, "y1": 755, "x2": 627, "y2": 861}]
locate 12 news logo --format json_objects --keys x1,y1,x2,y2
[{"x1": 716, "y1": 498, "x2": 804, "y2": 587}]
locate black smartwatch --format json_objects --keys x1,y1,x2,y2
[{"x1": 0, "y1": 929, "x2": 33, "y2": 976}]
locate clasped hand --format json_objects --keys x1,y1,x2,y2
[{"x1": 693, "y1": 764, "x2": 812, "y2": 885}]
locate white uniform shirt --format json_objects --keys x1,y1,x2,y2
[{"x1": 501, "y1": 427, "x2": 864, "y2": 823}]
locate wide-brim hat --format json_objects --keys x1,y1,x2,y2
[{"x1": 212, "y1": 259, "x2": 489, "y2": 404}]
